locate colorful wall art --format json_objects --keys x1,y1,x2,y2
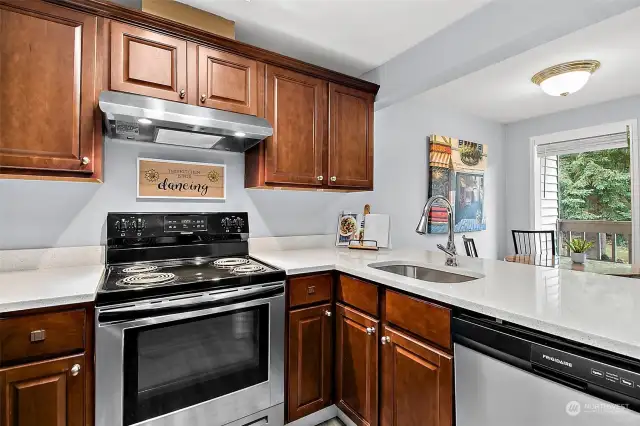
[{"x1": 427, "y1": 135, "x2": 487, "y2": 233}]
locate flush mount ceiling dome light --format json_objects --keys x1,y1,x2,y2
[{"x1": 531, "y1": 60, "x2": 600, "y2": 97}]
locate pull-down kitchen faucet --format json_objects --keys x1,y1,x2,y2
[{"x1": 416, "y1": 195, "x2": 458, "y2": 267}]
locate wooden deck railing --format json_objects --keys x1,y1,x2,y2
[{"x1": 557, "y1": 219, "x2": 632, "y2": 263}]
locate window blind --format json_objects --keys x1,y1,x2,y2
[{"x1": 536, "y1": 131, "x2": 629, "y2": 158}]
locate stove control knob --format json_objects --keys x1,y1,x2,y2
[
  {"x1": 221, "y1": 218, "x2": 231, "y2": 228},
  {"x1": 236, "y1": 217, "x2": 245, "y2": 228},
  {"x1": 119, "y1": 218, "x2": 129, "y2": 231},
  {"x1": 136, "y1": 218, "x2": 146, "y2": 230}
]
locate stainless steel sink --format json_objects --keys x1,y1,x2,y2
[{"x1": 370, "y1": 264, "x2": 479, "y2": 283}]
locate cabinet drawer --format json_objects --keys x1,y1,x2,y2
[
  {"x1": 337, "y1": 274, "x2": 378, "y2": 317},
  {"x1": 385, "y1": 290, "x2": 450, "y2": 349},
  {"x1": 0, "y1": 310, "x2": 86, "y2": 365},
  {"x1": 289, "y1": 274, "x2": 333, "y2": 308}
]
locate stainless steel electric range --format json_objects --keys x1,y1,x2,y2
[{"x1": 95, "y1": 212, "x2": 285, "y2": 426}]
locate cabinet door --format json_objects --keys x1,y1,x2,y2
[
  {"x1": 287, "y1": 303, "x2": 333, "y2": 422},
  {"x1": 265, "y1": 65, "x2": 327, "y2": 186},
  {"x1": 380, "y1": 325, "x2": 452, "y2": 426},
  {"x1": 0, "y1": 354, "x2": 85, "y2": 426},
  {"x1": 335, "y1": 303, "x2": 378, "y2": 426},
  {"x1": 196, "y1": 46, "x2": 257, "y2": 115},
  {"x1": 328, "y1": 83, "x2": 374, "y2": 189},
  {"x1": 110, "y1": 21, "x2": 187, "y2": 102},
  {"x1": 0, "y1": 1, "x2": 98, "y2": 176}
]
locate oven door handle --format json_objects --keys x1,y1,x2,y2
[{"x1": 98, "y1": 283, "x2": 284, "y2": 324}]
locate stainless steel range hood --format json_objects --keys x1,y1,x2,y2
[{"x1": 99, "y1": 91, "x2": 273, "y2": 152}]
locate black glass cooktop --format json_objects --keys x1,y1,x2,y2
[{"x1": 97, "y1": 256, "x2": 285, "y2": 306}]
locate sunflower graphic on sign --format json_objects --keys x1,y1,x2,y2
[
  {"x1": 207, "y1": 170, "x2": 220, "y2": 183},
  {"x1": 144, "y1": 169, "x2": 160, "y2": 183}
]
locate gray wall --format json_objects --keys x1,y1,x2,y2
[
  {"x1": 339, "y1": 90, "x2": 507, "y2": 259},
  {"x1": 0, "y1": 139, "x2": 351, "y2": 249},
  {"x1": 0, "y1": 94, "x2": 506, "y2": 258},
  {"x1": 504, "y1": 95, "x2": 640, "y2": 254}
]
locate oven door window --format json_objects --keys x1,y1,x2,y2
[{"x1": 122, "y1": 305, "x2": 269, "y2": 425}]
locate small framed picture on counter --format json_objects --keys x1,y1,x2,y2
[{"x1": 336, "y1": 212, "x2": 364, "y2": 246}]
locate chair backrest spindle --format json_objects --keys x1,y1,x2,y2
[{"x1": 512, "y1": 230, "x2": 556, "y2": 255}]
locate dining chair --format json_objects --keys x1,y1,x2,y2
[
  {"x1": 462, "y1": 235, "x2": 478, "y2": 258},
  {"x1": 511, "y1": 230, "x2": 556, "y2": 255}
]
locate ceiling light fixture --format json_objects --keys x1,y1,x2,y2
[
  {"x1": 234, "y1": 131, "x2": 246, "y2": 137},
  {"x1": 137, "y1": 118, "x2": 152, "y2": 125},
  {"x1": 531, "y1": 60, "x2": 600, "y2": 97}
]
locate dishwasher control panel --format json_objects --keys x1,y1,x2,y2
[{"x1": 531, "y1": 344, "x2": 640, "y2": 400}]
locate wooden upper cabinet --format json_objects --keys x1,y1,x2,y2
[
  {"x1": 380, "y1": 325, "x2": 452, "y2": 426},
  {"x1": 0, "y1": 1, "x2": 100, "y2": 179},
  {"x1": 196, "y1": 45, "x2": 257, "y2": 115},
  {"x1": 0, "y1": 354, "x2": 85, "y2": 426},
  {"x1": 335, "y1": 303, "x2": 378, "y2": 426},
  {"x1": 287, "y1": 303, "x2": 333, "y2": 422},
  {"x1": 265, "y1": 65, "x2": 327, "y2": 186},
  {"x1": 110, "y1": 21, "x2": 187, "y2": 103},
  {"x1": 328, "y1": 83, "x2": 374, "y2": 189}
]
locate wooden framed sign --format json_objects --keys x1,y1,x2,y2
[{"x1": 137, "y1": 158, "x2": 226, "y2": 200}]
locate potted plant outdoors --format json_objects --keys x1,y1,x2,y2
[{"x1": 565, "y1": 238, "x2": 594, "y2": 264}]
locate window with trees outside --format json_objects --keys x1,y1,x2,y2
[{"x1": 536, "y1": 127, "x2": 634, "y2": 264}]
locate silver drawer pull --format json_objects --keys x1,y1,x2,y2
[
  {"x1": 30, "y1": 330, "x2": 46, "y2": 343},
  {"x1": 381, "y1": 336, "x2": 391, "y2": 344},
  {"x1": 71, "y1": 364, "x2": 81, "y2": 376},
  {"x1": 366, "y1": 326, "x2": 375, "y2": 335}
]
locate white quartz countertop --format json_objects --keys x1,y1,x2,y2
[
  {"x1": 251, "y1": 247, "x2": 640, "y2": 361},
  {"x1": 0, "y1": 265, "x2": 105, "y2": 313}
]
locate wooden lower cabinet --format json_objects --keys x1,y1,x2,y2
[
  {"x1": 284, "y1": 275, "x2": 454, "y2": 426},
  {"x1": 380, "y1": 325, "x2": 453, "y2": 426},
  {"x1": 335, "y1": 303, "x2": 378, "y2": 426},
  {"x1": 287, "y1": 303, "x2": 333, "y2": 422},
  {"x1": 0, "y1": 354, "x2": 86, "y2": 426}
]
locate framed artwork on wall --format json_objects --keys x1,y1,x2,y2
[{"x1": 427, "y1": 135, "x2": 487, "y2": 233}]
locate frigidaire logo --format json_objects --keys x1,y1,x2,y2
[{"x1": 543, "y1": 354, "x2": 573, "y2": 368}]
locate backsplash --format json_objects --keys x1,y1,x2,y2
[{"x1": 0, "y1": 137, "x2": 351, "y2": 250}]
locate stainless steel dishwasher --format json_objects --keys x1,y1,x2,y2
[{"x1": 453, "y1": 313, "x2": 640, "y2": 425}]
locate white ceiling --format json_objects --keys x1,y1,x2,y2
[
  {"x1": 418, "y1": 6, "x2": 640, "y2": 123},
  {"x1": 177, "y1": 0, "x2": 492, "y2": 76}
]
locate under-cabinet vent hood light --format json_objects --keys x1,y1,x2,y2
[{"x1": 99, "y1": 91, "x2": 273, "y2": 152}]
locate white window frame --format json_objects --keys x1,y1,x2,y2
[{"x1": 529, "y1": 119, "x2": 639, "y2": 263}]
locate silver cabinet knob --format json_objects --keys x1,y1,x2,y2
[
  {"x1": 200, "y1": 93, "x2": 207, "y2": 103},
  {"x1": 381, "y1": 336, "x2": 391, "y2": 345},
  {"x1": 71, "y1": 364, "x2": 81, "y2": 376},
  {"x1": 317, "y1": 175, "x2": 323, "y2": 181},
  {"x1": 366, "y1": 326, "x2": 375, "y2": 335},
  {"x1": 330, "y1": 176, "x2": 337, "y2": 182},
  {"x1": 179, "y1": 89, "x2": 186, "y2": 99},
  {"x1": 81, "y1": 156, "x2": 90, "y2": 165},
  {"x1": 324, "y1": 310, "x2": 332, "y2": 317}
]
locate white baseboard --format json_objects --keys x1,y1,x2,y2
[{"x1": 286, "y1": 405, "x2": 337, "y2": 426}]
